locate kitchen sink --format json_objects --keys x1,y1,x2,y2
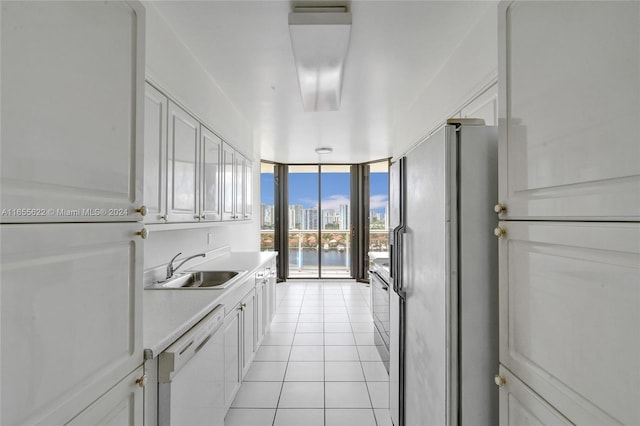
[{"x1": 147, "y1": 270, "x2": 247, "y2": 290}]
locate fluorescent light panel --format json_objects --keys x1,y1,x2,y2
[{"x1": 289, "y1": 8, "x2": 352, "y2": 111}]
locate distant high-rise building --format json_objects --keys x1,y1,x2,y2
[
  {"x1": 339, "y1": 204, "x2": 349, "y2": 230},
  {"x1": 288, "y1": 204, "x2": 303, "y2": 229},
  {"x1": 302, "y1": 208, "x2": 318, "y2": 230},
  {"x1": 261, "y1": 203, "x2": 274, "y2": 228},
  {"x1": 322, "y1": 209, "x2": 336, "y2": 229},
  {"x1": 384, "y1": 203, "x2": 389, "y2": 230}
]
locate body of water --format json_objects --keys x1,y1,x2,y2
[{"x1": 288, "y1": 248, "x2": 349, "y2": 268}]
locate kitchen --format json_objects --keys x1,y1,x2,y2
[{"x1": 1, "y1": 1, "x2": 638, "y2": 426}]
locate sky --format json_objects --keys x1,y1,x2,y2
[{"x1": 260, "y1": 171, "x2": 388, "y2": 212}]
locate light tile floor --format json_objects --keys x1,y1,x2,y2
[{"x1": 225, "y1": 280, "x2": 392, "y2": 426}]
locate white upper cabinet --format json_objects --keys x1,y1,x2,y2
[
  {"x1": 200, "y1": 126, "x2": 223, "y2": 221},
  {"x1": 144, "y1": 83, "x2": 168, "y2": 223},
  {"x1": 1, "y1": 223, "x2": 144, "y2": 425},
  {"x1": 498, "y1": 1, "x2": 640, "y2": 220},
  {"x1": 167, "y1": 101, "x2": 200, "y2": 222},
  {"x1": 0, "y1": 1, "x2": 145, "y2": 223},
  {"x1": 234, "y1": 154, "x2": 245, "y2": 221},
  {"x1": 221, "y1": 143, "x2": 236, "y2": 221},
  {"x1": 244, "y1": 160, "x2": 254, "y2": 220},
  {"x1": 498, "y1": 221, "x2": 640, "y2": 425}
]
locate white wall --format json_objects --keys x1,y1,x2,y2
[
  {"x1": 142, "y1": 2, "x2": 260, "y2": 267},
  {"x1": 392, "y1": 3, "x2": 498, "y2": 159}
]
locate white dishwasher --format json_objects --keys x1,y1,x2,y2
[{"x1": 158, "y1": 305, "x2": 225, "y2": 426}]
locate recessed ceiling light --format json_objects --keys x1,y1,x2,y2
[{"x1": 315, "y1": 147, "x2": 333, "y2": 154}]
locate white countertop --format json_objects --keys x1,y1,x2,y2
[{"x1": 143, "y1": 251, "x2": 277, "y2": 359}]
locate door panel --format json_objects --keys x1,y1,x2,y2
[
  {"x1": 498, "y1": 366, "x2": 573, "y2": 426},
  {"x1": 1, "y1": 1, "x2": 144, "y2": 222},
  {"x1": 143, "y1": 83, "x2": 168, "y2": 223},
  {"x1": 245, "y1": 160, "x2": 253, "y2": 220},
  {"x1": 66, "y1": 367, "x2": 144, "y2": 426},
  {"x1": 167, "y1": 101, "x2": 199, "y2": 222},
  {"x1": 499, "y1": 221, "x2": 640, "y2": 425},
  {"x1": 241, "y1": 291, "x2": 256, "y2": 377},
  {"x1": 498, "y1": 1, "x2": 640, "y2": 220},
  {"x1": 200, "y1": 126, "x2": 222, "y2": 221},
  {"x1": 221, "y1": 143, "x2": 235, "y2": 221},
  {"x1": 223, "y1": 308, "x2": 241, "y2": 408},
  {"x1": 234, "y1": 154, "x2": 245, "y2": 220},
  {"x1": 1, "y1": 223, "x2": 143, "y2": 425}
]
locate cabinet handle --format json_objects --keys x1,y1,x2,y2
[
  {"x1": 136, "y1": 205, "x2": 148, "y2": 216},
  {"x1": 494, "y1": 374, "x2": 506, "y2": 388},
  {"x1": 136, "y1": 228, "x2": 149, "y2": 239},
  {"x1": 160, "y1": 215, "x2": 168, "y2": 222},
  {"x1": 494, "y1": 203, "x2": 506, "y2": 214},
  {"x1": 136, "y1": 374, "x2": 147, "y2": 388},
  {"x1": 494, "y1": 226, "x2": 506, "y2": 239}
]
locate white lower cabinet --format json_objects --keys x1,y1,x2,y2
[
  {"x1": 256, "y1": 280, "x2": 265, "y2": 347},
  {"x1": 498, "y1": 221, "x2": 640, "y2": 425},
  {"x1": 67, "y1": 366, "x2": 144, "y2": 426},
  {"x1": 498, "y1": 366, "x2": 572, "y2": 426},
  {"x1": 223, "y1": 305, "x2": 242, "y2": 409},
  {"x1": 241, "y1": 290, "x2": 256, "y2": 378},
  {"x1": 0, "y1": 223, "x2": 144, "y2": 425}
]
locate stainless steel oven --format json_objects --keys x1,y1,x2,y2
[{"x1": 370, "y1": 259, "x2": 390, "y2": 372}]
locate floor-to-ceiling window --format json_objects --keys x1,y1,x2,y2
[
  {"x1": 320, "y1": 165, "x2": 352, "y2": 278},
  {"x1": 260, "y1": 161, "x2": 388, "y2": 280},
  {"x1": 259, "y1": 162, "x2": 275, "y2": 251},
  {"x1": 288, "y1": 165, "x2": 320, "y2": 278},
  {"x1": 368, "y1": 160, "x2": 389, "y2": 261}
]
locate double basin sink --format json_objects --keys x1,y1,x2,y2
[{"x1": 147, "y1": 270, "x2": 247, "y2": 290}]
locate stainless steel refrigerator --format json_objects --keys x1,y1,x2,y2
[{"x1": 389, "y1": 120, "x2": 498, "y2": 426}]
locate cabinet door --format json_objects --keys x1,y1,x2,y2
[
  {"x1": 241, "y1": 290, "x2": 256, "y2": 377},
  {"x1": 0, "y1": 223, "x2": 144, "y2": 425},
  {"x1": 200, "y1": 126, "x2": 222, "y2": 221},
  {"x1": 66, "y1": 367, "x2": 144, "y2": 426},
  {"x1": 221, "y1": 143, "x2": 235, "y2": 221},
  {"x1": 234, "y1": 154, "x2": 245, "y2": 221},
  {"x1": 224, "y1": 307, "x2": 242, "y2": 409},
  {"x1": 498, "y1": 221, "x2": 640, "y2": 425},
  {"x1": 1, "y1": 1, "x2": 145, "y2": 223},
  {"x1": 497, "y1": 1, "x2": 640, "y2": 220},
  {"x1": 255, "y1": 280, "x2": 265, "y2": 346},
  {"x1": 497, "y1": 366, "x2": 572, "y2": 426},
  {"x1": 244, "y1": 160, "x2": 254, "y2": 220},
  {"x1": 167, "y1": 101, "x2": 200, "y2": 222},
  {"x1": 143, "y1": 83, "x2": 168, "y2": 223},
  {"x1": 268, "y1": 261, "x2": 277, "y2": 321}
]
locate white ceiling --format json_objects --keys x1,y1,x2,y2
[{"x1": 152, "y1": 1, "x2": 493, "y2": 164}]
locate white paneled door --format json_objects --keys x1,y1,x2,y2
[
  {"x1": 498, "y1": 221, "x2": 640, "y2": 425},
  {"x1": 498, "y1": 1, "x2": 640, "y2": 220},
  {"x1": 1, "y1": 1, "x2": 145, "y2": 223},
  {"x1": 0, "y1": 223, "x2": 144, "y2": 425}
]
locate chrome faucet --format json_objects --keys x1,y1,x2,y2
[{"x1": 166, "y1": 252, "x2": 206, "y2": 280}]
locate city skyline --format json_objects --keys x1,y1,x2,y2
[{"x1": 260, "y1": 171, "x2": 388, "y2": 213}]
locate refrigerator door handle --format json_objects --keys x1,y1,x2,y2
[
  {"x1": 391, "y1": 227, "x2": 399, "y2": 292},
  {"x1": 396, "y1": 226, "x2": 406, "y2": 294}
]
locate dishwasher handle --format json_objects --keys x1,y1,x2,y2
[{"x1": 159, "y1": 304, "x2": 225, "y2": 383}]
